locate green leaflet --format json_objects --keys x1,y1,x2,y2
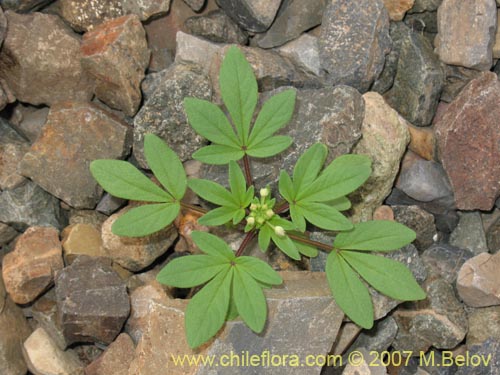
[
  {"x1": 245, "y1": 136, "x2": 293, "y2": 158},
  {"x1": 233, "y1": 267, "x2": 267, "y2": 333},
  {"x1": 326, "y1": 251, "x2": 374, "y2": 329},
  {"x1": 334, "y1": 221, "x2": 416, "y2": 252},
  {"x1": 278, "y1": 170, "x2": 294, "y2": 202},
  {"x1": 298, "y1": 202, "x2": 353, "y2": 231},
  {"x1": 292, "y1": 143, "x2": 327, "y2": 194},
  {"x1": 258, "y1": 225, "x2": 272, "y2": 252},
  {"x1": 234, "y1": 256, "x2": 283, "y2": 285},
  {"x1": 111, "y1": 203, "x2": 179, "y2": 237},
  {"x1": 191, "y1": 231, "x2": 236, "y2": 261},
  {"x1": 90, "y1": 160, "x2": 172, "y2": 202},
  {"x1": 229, "y1": 160, "x2": 248, "y2": 204},
  {"x1": 198, "y1": 206, "x2": 237, "y2": 226},
  {"x1": 188, "y1": 179, "x2": 238, "y2": 207},
  {"x1": 271, "y1": 232, "x2": 300, "y2": 260},
  {"x1": 192, "y1": 145, "x2": 245, "y2": 165}
]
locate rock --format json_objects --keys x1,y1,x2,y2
[
  {"x1": 182, "y1": 0, "x2": 205, "y2": 11},
  {"x1": 0, "y1": 78, "x2": 15, "y2": 112},
  {"x1": 435, "y1": 0, "x2": 497, "y2": 70},
  {"x1": 23, "y1": 328, "x2": 83, "y2": 375},
  {"x1": 434, "y1": 72, "x2": 500, "y2": 211},
  {"x1": 0, "y1": 223, "x2": 18, "y2": 246},
  {"x1": 20, "y1": 101, "x2": 132, "y2": 209},
  {"x1": 421, "y1": 243, "x2": 474, "y2": 284},
  {"x1": 174, "y1": 31, "x2": 223, "y2": 74},
  {"x1": 392, "y1": 205, "x2": 436, "y2": 250},
  {"x1": 32, "y1": 291, "x2": 68, "y2": 350},
  {"x1": 318, "y1": 0, "x2": 391, "y2": 92},
  {"x1": 0, "y1": 0, "x2": 53, "y2": 12},
  {"x1": 55, "y1": 256, "x2": 130, "y2": 345},
  {"x1": 396, "y1": 158, "x2": 453, "y2": 203},
  {"x1": 373, "y1": 205, "x2": 395, "y2": 221},
  {"x1": 2, "y1": 226, "x2": 63, "y2": 304},
  {"x1": 330, "y1": 322, "x2": 362, "y2": 355},
  {"x1": 457, "y1": 252, "x2": 500, "y2": 307},
  {"x1": 0, "y1": 7, "x2": 5, "y2": 47},
  {"x1": 456, "y1": 339, "x2": 500, "y2": 375},
  {"x1": 55, "y1": 0, "x2": 124, "y2": 32},
  {"x1": 277, "y1": 33, "x2": 321, "y2": 76},
  {"x1": 85, "y1": 333, "x2": 135, "y2": 375},
  {"x1": 408, "y1": 0, "x2": 442, "y2": 13},
  {"x1": 348, "y1": 316, "x2": 398, "y2": 353},
  {"x1": 450, "y1": 212, "x2": 488, "y2": 255},
  {"x1": 342, "y1": 347, "x2": 388, "y2": 375},
  {"x1": 133, "y1": 63, "x2": 212, "y2": 166},
  {"x1": 0, "y1": 118, "x2": 29, "y2": 190},
  {"x1": 215, "y1": 0, "x2": 282, "y2": 32},
  {"x1": 122, "y1": 0, "x2": 172, "y2": 21},
  {"x1": 385, "y1": 244, "x2": 428, "y2": 284},
  {"x1": 393, "y1": 278, "x2": 467, "y2": 352},
  {"x1": 68, "y1": 210, "x2": 107, "y2": 230},
  {"x1": 253, "y1": 0, "x2": 326, "y2": 48},
  {"x1": 0, "y1": 11, "x2": 94, "y2": 106},
  {"x1": 96, "y1": 193, "x2": 126, "y2": 216},
  {"x1": 350, "y1": 92, "x2": 410, "y2": 222},
  {"x1": 0, "y1": 276, "x2": 32, "y2": 375},
  {"x1": 486, "y1": 215, "x2": 500, "y2": 253},
  {"x1": 81, "y1": 15, "x2": 150, "y2": 117},
  {"x1": 384, "y1": 27, "x2": 444, "y2": 126},
  {"x1": 383, "y1": 0, "x2": 415, "y2": 21},
  {"x1": 185, "y1": 9, "x2": 248, "y2": 44},
  {"x1": 61, "y1": 223, "x2": 105, "y2": 265},
  {"x1": 0, "y1": 180, "x2": 63, "y2": 231},
  {"x1": 441, "y1": 65, "x2": 482, "y2": 103},
  {"x1": 129, "y1": 271, "x2": 344, "y2": 375},
  {"x1": 494, "y1": 10, "x2": 500, "y2": 58},
  {"x1": 467, "y1": 306, "x2": 500, "y2": 346},
  {"x1": 101, "y1": 207, "x2": 178, "y2": 272},
  {"x1": 12, "y1": 106, "x2": 49, "y2": 143},
  {"x1": 406, "y1": 124, "x2": 435, "y2": 161}
]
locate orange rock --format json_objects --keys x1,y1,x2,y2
[
  {"x1": 383, "y1": 0, "x2": 415, "y2": 21},
  {"x1": 406, "y1": 124, "x2": 436, "y2": 161},
  {"x1": 373, "y1": 205, "x2": 395, "y2": 221}
]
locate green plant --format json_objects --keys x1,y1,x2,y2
[{"x1": 90, "y1": 46, "x2": 425, "y2": 349}]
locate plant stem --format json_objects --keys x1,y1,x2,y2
[
  {"x1": 242, "y1": 154, "x2": 252, "y2": 187},
  {"x1": 236, "y1": 231, "x2": 256, "y2": 257},
  {"x1": 287, "y1": 233, "x2": 333, "y2": 252},
  {"x1": 180, "y1": 202, "x2": 208, "y2": 215},
  {"x1": 274, "y1": 201, "x2": 289, "y2": 214}
]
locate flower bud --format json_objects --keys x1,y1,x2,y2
[
  {"x1": 260, "y1": 187, "x2": 269, "y2": 198},
  {"x1": 257, "y1": 217, "x2": 265, "y2": 225},
  {"x1": 246, "y1": 217, "x2": 255, "y2": 226},
  {"x1": 250, "y1": 203, "x2": 258, "y2": 211},
  {"x1": 265, "y1": 209, "x2": 274, "y2": 218},
  {"x1": 274, "y1": 226, "x2": 285, "y2": 237}
]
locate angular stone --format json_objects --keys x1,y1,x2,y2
[
  {"x1": 68, "y1": 210, "x2": 107, "y2": 230},
  {"x1": 134, "y1": 63, "x2": 212, "y2": 166},
  {"x1": 55, "y1": 256, "x2": 130, "y2": 345},
  {"x1": 20, "y1": 101, "x2": 132, "y2": 209},
  {"x1": 450, "y1": 212, "x2": 488, "y2": 255},
  {"x1": 0, "y1": 223, "x2": 18, "y2": 246},
  {"x1": 174, "y1": 31, "x2": 223, "y2": 74},
  {"x1": 421, "y1": 243, "x2": 474, "y2": 284},
  {"x1": 32, "y1": 291, "x2": 69, "y2": 350},
  {"x1": 441, "y1": 65, "x2": 482, "y2": 103},
  {"x1": 253, "y1": 0, "x2": 326, "y2": 48},
  {"x1": 373, "y1": 205, "x2": 395, "y2": 221},
  {"x1": 122, "y1": 0, "x2": 172, "y2": 21},
  {"x1": 0, "y1": 180, "x2": 63, "y2": 231},
  {"x1": 457, "y1": 252, "x2": 500, "y2": 307},
  {"x1": 215, "y1": 0, "x2": 282, "y2": 32},
  {"x1": 408, "y1": 0, "x2": 442, "y2": 13},
  {"x1": 0, "y1": 118, "x2": 29, "y2": 190},
  {"x1": 318, "y1": 0, "x2": 391, "y2": 92},
  {"x1": 434, "y1": 72, "x2": 500, "y2": 211},
  {"x1": 61, "y1": 223, "x2": 105, "y2": 265},
  {"x1": 384, "y1": 28, "x2": 444, "y2": 126},
  {"x1": 350, "y1": 92, "x2": 410, "y2": 222},
  {"x1": 0, "y1": 7, "x2": 5, "y2": 48},
  {"x1": 0, "y1": 78, "x2": 15, "y2": 112},
  {"x1": 494, "y1": 10, "x2": 500, "y2": 59},
  {"x1": 81, "y1": 15, "x2": 150, "y2": 117},
  {"x1": 96, "y1": 193, "x2": 126, "y2": 216},
  {"x1": 101, "y1": 207, "x2": 178, "y2": 271},
  {"x1": 486, "y1": 215, "x2": 500, "y2": 254},
  {"x1": 383, "y1": 0, "x2": 415, "y2": 21},
  {"x1": 455, "y1": 339, "x2": 500, "y2": 375},
  {"x1": 342, "y1": 347, "x2": 388, "y2": 375},
  {"x1": 185, "y1": 9, "x2": 248, "y2": 44},
  {"x1": 467, "y1": 306, "x2": 500, "y2": 346},
  {"x1": 407, "y1": 124, "x2": 435, "y2": 161},
  {"x1": 183, "y1": 0, "x2": 205, "y2": 11},
  {"x1": 330, "y1": 322, "x2": 362, "y2": 355},
  {"x1": 0, "y1": 11, "x2": 94, "y2": 106},
  {"x1": 393, "y1": 278, "x2": 467, "y2": 352},
  {"x1": 2, "y1": 226, "x2": 63, "y2": 304},
  {"x1": 392, "y1": 205, "x2": 436, "y2": 250},
  {"x1": 348, "y1": 316, "x2": 398, "y2": 353},
  {"x1": 23, "y1": 328, "x2": 83, "y2": 375},
  {"x1": 0, "y1": 276, "x2": 32, "y2": 375},
  {"x1": 55, "y1": 0, "x2": 124, "y2": 32},
  {"x1": 435, "y1": 0, "x2": 497, "y2": 70},
  {"x1": 277, "y1": 33, "x2": 321, "y2": 76},
  {"x1": 0, "y1": 0, "x2": 53, "y2": 12},
  {"x1": 85, "y1": 333, "x2": 135, "y2": 375},
  {"x1": 13, "y1": 106, "x2": 49, "y2": 143}
]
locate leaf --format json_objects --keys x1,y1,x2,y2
[
  {"x1": 268, "y1": 216, "x2": 296, "y2": 230},
  {"x1": 183, "y1": 98, "x2": 240, "y2": 147},
  {"x1": 111, "y1": 203, "x2": 179, "y2": 237},
  {"x1": 198, "y1": 206, "x2": 237, "y2": 226},
  {"x1": 233, "y1": 268, "x2": 267, "y2": 333},
  {"x1": 326, "y1": 251, "x2": 373, "y2": 329},
  {"x1": 156, "y1": 255, "x2": 229, "y2": 288},
  {"x1": 292, "y1": 143, "x2": 328, "y2": 194},
  {"x1": 278, "y1": 171, "x2": 295, "y2": 202},
  {"x1": 90, "y1": 160, "x2": 172, "y2": 202},
  {"x1": 245, "y1": 136, "x2": 293, "y2": 158},
  {"x1": 188, "y1": 179, "x2": 238, "y2": 207},
  {"x1": 334, "y1": 221, "x2": 416, "y2": 252},
  {"x1": 298, "y1": 202, "x2": 353, "y2": 231},
  {"x1": 271, "y1": 232, "x2": 301, "y2": 260},
  {"x1": 185, "y1": 268, "x2": 233, "y2": 348},
  {"x1": 192, "y1": 145, "x2": 245, "y2": 165},
  {"x1": 232, "y1": 209, "x2": 246, "y2": 225},
  {"x1": 290, "y1": 205, "x2": 306, "y2": 233},
  {"x1": 229, "y1": 160, "x2": 247, "y2": 204},
  {"x1": 295, "y1": 241, "x2": 319, "y2": 257},
  {"x1": 191, "y1": 231, "x2": 236, "y2": 261},
  {"x1": 330, "y1": 196, "x2": 351, "y2": 211},
  {"x1": 234, "y1": 256, "x2": 282, "y2": 285},
  {"x1": 143, "y1": 134, "x2": 187, "y2": 200},
  {"x1": 226, "y1": 297, "x2": 239, "y2": 321},
  {"x1": 341, "y1": 251, "x2": 426, "y2": 301},
  {"x1": 219, "y1": 46, "x2": 258, "y2": 144},
  {"x1": 258, "y1": 225, "x2": 272, "y2": 252},
  {"x1": 247, "y1": 89, "x2": 296, "y2": 147}
]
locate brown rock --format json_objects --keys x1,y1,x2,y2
[
  {"x1": 330, "y1": 322, "x2": 362, "y2": 355},
  {"x1": 81, "y1": 15, "x2": 150, "y2": 116},
  {"x1": 68, "y1": 210, "x2": 108, "y2": 230},
  {"x1": 185, "y1": 9, "x2": 248, "y2": 44},
  {"x1": 20, "y1": 101, "x2": 132, "y2": 209},
  {"x1": 383, "y1": 0, "x2": 415, "y2": 21},
  {"x1": 61, "y1": 223, "x2": 106, "y2": 265},
  {"x1": 434, "y1": 72, "x2": 500, "y2": 211},
  {"x1": 0, "y1": 222, "x2": 18, "y2": 246},
  {"x1": 55, "y1": 0, "x2": 124, "y2": 32},
  {"x1": 85, "y1": 333, "x2": 135, "y2": 375},
  {"x1": 183, "y1": 0, "x2": 205, "y2": 11},
  {"x1": 392, "y1": 205, "x2": 437, "y2": 250},
  {"x1": 0, "y1": 11, "x2": 94, "y2": 106},
  {"x1": 0, "y1": 119, "x2": 29, "y2": 190},
  {"x1": 122, "y1": 0, "x2": 172, "y2": 21},
  {"x1": 467, "y1": 306, "x2": 500, "y2": 346},
  {"x1": 0, "y1": 78, "x2": 15, "y2": 112},
  {"x1": 457, "y1": 252, "x2": 500, "y2": 307},
  {"x1": 101, "y1": 206, "x2": 178, "y2": 272},
  {"x1": 494, "y1": 10, "x2": 500, "y2": 59},
  {"x1": 373, "y1": 205, "x2": 395, "y2": 221},
  {"x1": 32, "y1": 291, "x2": 69, "y2": 350},
  {"x1": 2, "y1": 226, "x2": 63, "y2": 304},
  {"x1": 407, "y1": 124, "x2": 435, "y2": 161},
  {"x1": 436, "y1": 0, "x2": 497, "y2": 70},
  {"x1": 216, "y1": 0, "x2": 282, "y2": 33}
]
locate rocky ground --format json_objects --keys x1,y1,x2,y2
[{"x1": 0, "y1": 0, "x2": 500, "y2": 374}]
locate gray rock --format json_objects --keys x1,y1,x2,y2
[
  {"x1": 408, "y1": 0, "x2": 442, "y2": 13},
  {"x1": 318, "y1": 0, "x2": 391, "y2": 92},
  {"x1": 215, "y1": 0, "x2": 282, "y2": 32},
  {"x1": 404, "y1": 11, "x2": 438, "y2": 34},
  {"x1": 122, "y1": 0, "x2": 172, "y2": 21},
  {"x1": 54, "y1": 0, "x2": 124, "y2": 32},
  {"x1": 486, "y1": 215, "x2": 500, "y2": 253},
  {"x1": 0, "y1": 6, "x2": 6, "y2": 47},
  {"x1": 392, "y1": 205, "x2": 437, "y2": 251},
  {"x1": 420, "y1": 349, "x2": 458, "y2": 375},
  {"x1": 456, "y1": 339, "x2": 500, "y2": 375},
  {"x1": 96, "y1": 193, "x2": 126, "y2": 216},
  {"x1": 384, "y1": 27, "x2": 444, "y2": 126},
  {"x1": 182, "y1": 0, "x2": 205, "y2": 11},
  {"x1": 185, "y1": 9, "x2": 248, "y2": 44},
  {"x1": 0, "y1": 180, "x2": 63, "y2": 231},
  {"x1": 277, "y1": 33, "x2": 322, "y2": 76},
  {"x1": 133, "y1": 63, "x2": 212, "y2": 166},
  {"x1": 0, "y1": 118, "x2": 29, "y2": 191},
  {"x1": 386, "y1": 244, "x2": 428, "y2": 284},
  {"x1": 253, "y1": 0, "x2": 327, "y2": 48},
  {"x1": 32, "y1": 290, "x2": 68, "y2": 350},
  {"x1": 174, "y1": 31, "x2": 223, "y2": 75},
  {"x1": 55, "y1": 256, "x2": 130, "y2": 345},
  {"x1": 450, "y1": 212, "x2": 488, "y2": 255},
  {"x1": 0, "y1": 0, "x2": 53, "y2": 12},
  {"x1": 441, "y1": 65, "x2": 482, "y2": 103},
  {"x1": 0, "y1": 223, "x2": 18, "y2": 246},
  {"x1": 421, "y1": 243, "x2": 474, "y2": 284},
  {"x1": 348, "y1": 316, "x2": 398, "y2": 353},
  {"x1": 12, "y1": 106, "x2": 49, "y2": 143},
  {"x1": 467, "y1": 306, "x2": 500, "y2": 346}
]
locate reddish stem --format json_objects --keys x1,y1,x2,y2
[
  {"x1": 235, "y1": 231, "x2": 256, "y2": 257},
  {"x1": 243, "y1": 154, "x2": 252, "y2": 187}
]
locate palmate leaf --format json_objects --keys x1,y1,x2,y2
[
  {"x1": 233, "y1": 267, "x2": 267, "y2": 333},
  {"x1": 191, "y1": 231, "x2": 236, "y2": 261},
  {"x1": 112, "y1": 203, "x2": 179, "y2": 237}
]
